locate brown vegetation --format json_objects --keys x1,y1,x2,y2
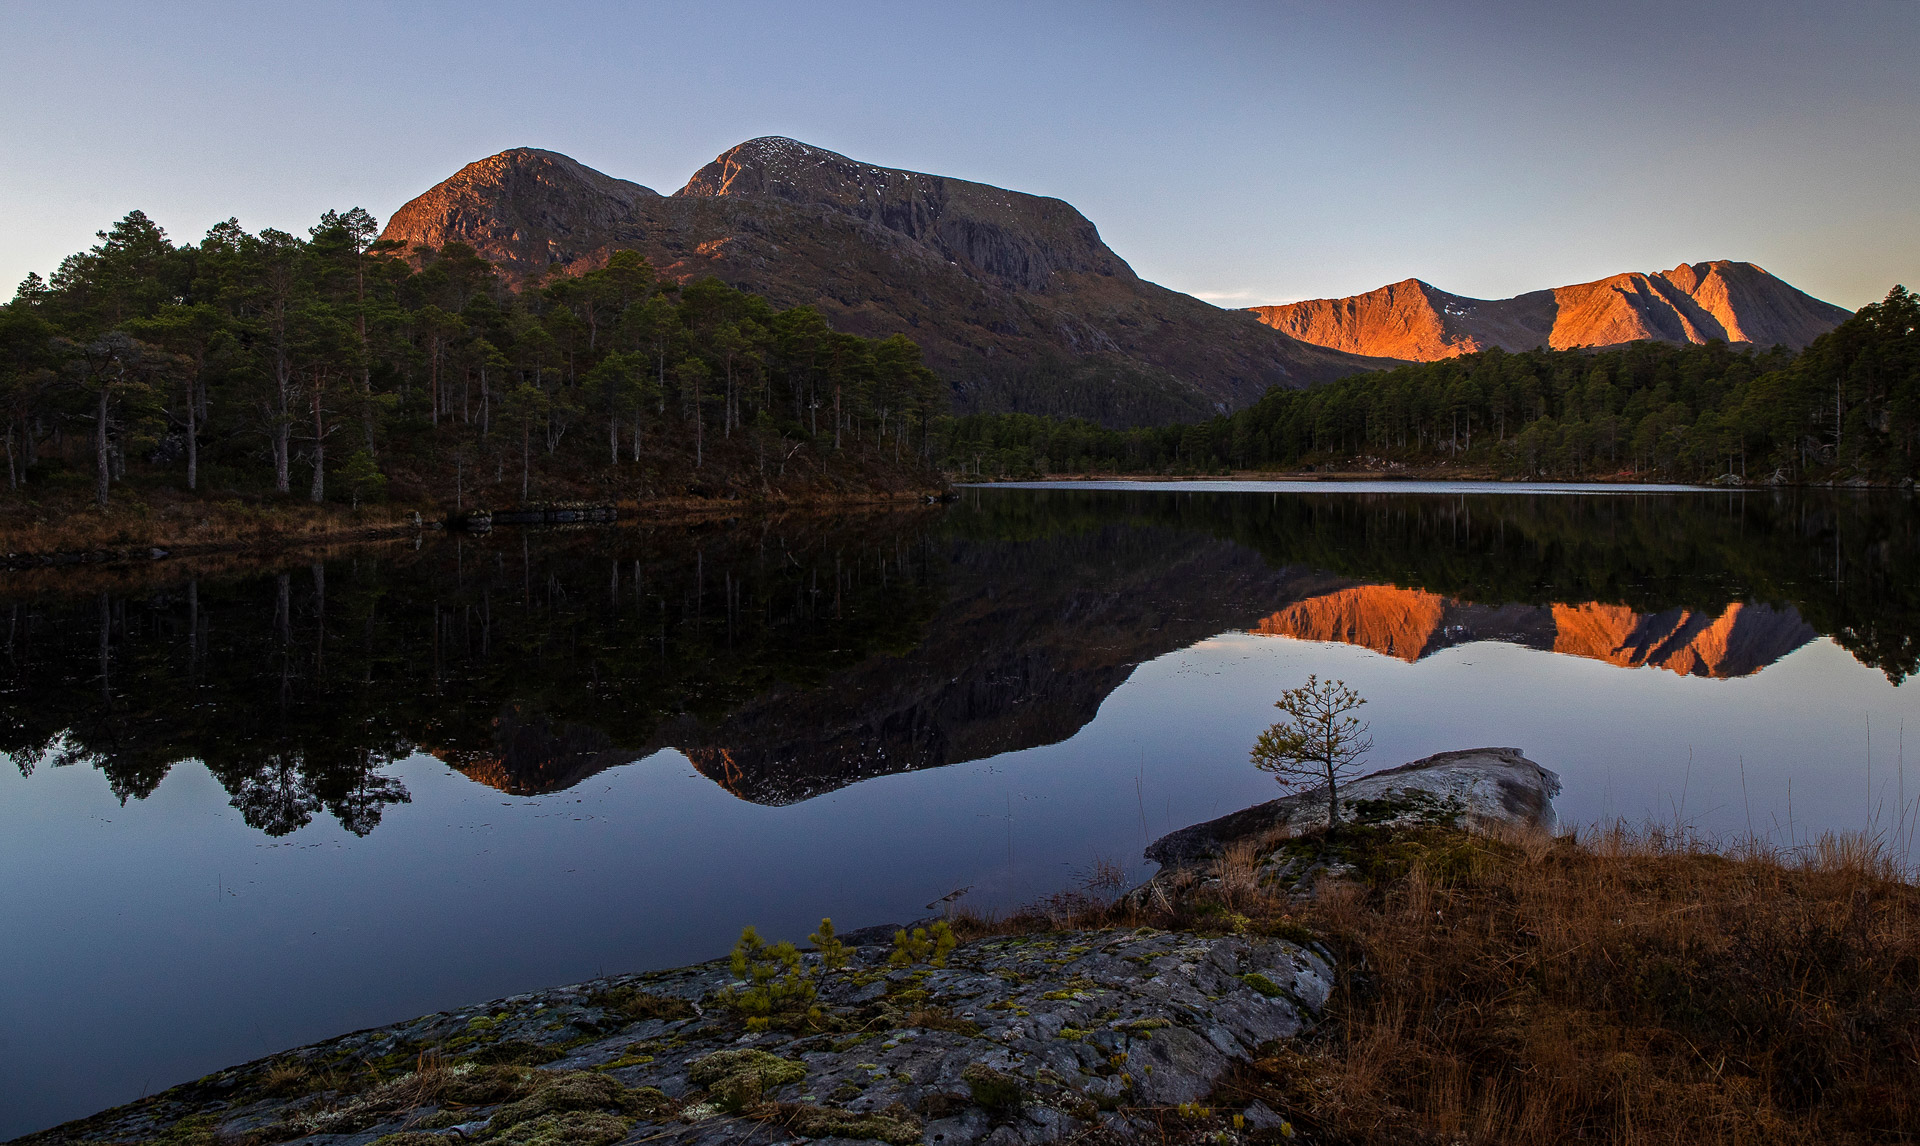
[
  {"x1": 0, "y1": 483, "x2": 419, "y2": 562},
  {"x1": 962, "y1": 822, "x2": 1920, "y2": 1144},
  {"x1": 0, "y1": 435, "x2": 940, "y2": 565}
]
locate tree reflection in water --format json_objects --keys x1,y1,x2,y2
[{"x1": 2, "y1": 489, "x2": 1913, "y2": 835}]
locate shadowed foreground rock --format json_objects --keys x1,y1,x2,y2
[
  {"x1": 19, "y1": 930, "x2": 1329, "y2": 1146},
  {"x1": 1145, "y1": 747, "x2": 1561, "y2": 869}
]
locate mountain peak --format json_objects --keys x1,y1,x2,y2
[
  {"x1": 675, "y1": 136, "x2": 852, "y2": 199},
  {"x1": 1251, "y1": 262, "x2": 1849, "y2": 360},
  {"x1": 415, "y1": 147, "x2": 660, "y2": 203},
  {"x1": 672, "y1": 136, "x2": 1131, "y2": 289},
  {"x1": 382, "y1": 148, "x2": 658, "y2": 266}
]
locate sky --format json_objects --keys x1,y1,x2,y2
[{"x1": 2, "y1": 0, "x2": 1915, "y2": 311}]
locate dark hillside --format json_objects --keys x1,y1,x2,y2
[{"x1": 381, "y1": 138, "x2": 1386, "y2": 425}]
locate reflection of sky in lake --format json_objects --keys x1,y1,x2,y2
[
  {"x1": 972, "y1": 479, "x2": 1716, "y2": 495},
  {"x1": 4, "y1": 618, "x2": 1914, "y2": 1136}
]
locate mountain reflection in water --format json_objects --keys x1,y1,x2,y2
[
  {"x1": 1254, "y1": 587, "x2": 1817, "y2": 678},
  {"x1": 2, "y1": 487, "x2": 1914, "y2": 832}
]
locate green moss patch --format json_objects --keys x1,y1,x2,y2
[
  {"x1": 763, "y1": 1101, "x2": 922, "y2": 1144},
  {"x1": 464, "y1": 1040, "x2": 563, "y2": 1067},
  {"x1": 687, "y1": 1048, "x2": 808, "y2": 1111},
  {"x1": 489, "y1": 1070, "x2": 662, "y2": 1131},
  {"x1": 1241, "y1": 973, "x2": 1287, "y2": 998},
  {"x1": 492, "y1": 1110, "x2": 634, "y2": 1146},
  {"x1": 961, "y1": 1063, "x2": 1023, "y2": 1113}
]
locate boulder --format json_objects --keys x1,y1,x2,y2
[{"x1": 1146, "y1": 747, "x2": 1560, "y2": 868}]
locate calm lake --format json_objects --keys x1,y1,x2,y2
[{"x1": 3, "y1": 483, "x2": 1918, "y2": 1137}]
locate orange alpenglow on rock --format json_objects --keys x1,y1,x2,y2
[
  {"x1": 1248, "y1": 262, "x2": 1851, "y2": 362},
  {"x1": 1254, "y1": 586, "x2": 1817, "y2": 678}
]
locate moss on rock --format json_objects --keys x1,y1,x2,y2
[
  {"x1": 492, "y1": 1110, "x2": 634, "y2": 1146},
  {"x1": 688, "y1": 1048, "x2": 808, "y2": 1111},
  {"x1": 489, "y1": 1071, "x2": 636, "y2": 1131},
  {"x1": 766, "y1": 1100, "x2": 922, "y2": 1144}
]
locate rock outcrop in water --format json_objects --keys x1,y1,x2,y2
[
  {"x1": 1145, "y1": 748, "x2": 1562, "y2": 868},
  {"x1": 1249, "y1": 261, "x2": 1850, "y2": 360},
  {"x1": 381, "y1": 139, "x2": 1383, "y2": 424}
]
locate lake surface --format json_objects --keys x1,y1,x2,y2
[{"x1": 4, "y1": 484, "x2": 1919, "y2": 1137}]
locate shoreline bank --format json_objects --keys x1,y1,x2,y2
[{"x1": 0, "y1": 490, "x2": 944, "y2": 573}]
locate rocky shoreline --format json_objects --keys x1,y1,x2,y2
[
  {"x1": 22, "y1": 929, "x2": 1330, "y2": 1146},
  {"x1": 12, "y1": 751, "x2": 1557, "y2": 1146}
]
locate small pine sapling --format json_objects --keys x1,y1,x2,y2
[
  {"x1": 809, "y1": 918, "x2": 849, "y2": 971},
  {"x1": 889, "y1": 920, "x2": 957, "y2": 969},
  {"x1": 718, "y1": 926, "x2": 820, "y2": 1030},
  {"x1": 1250, "y1": 674, "x2": 1373, "y2": 833}
]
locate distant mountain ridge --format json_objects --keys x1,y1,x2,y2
[
  {"x1": 1249, "y1": 262, "x2": 1850, "y2": 361},
  {"x1": 381, "y1": 138, "x2": 1384, "y2": 425}
]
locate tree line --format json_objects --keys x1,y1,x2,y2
[
  {"x1": 0, "y1": 209, "x2": 946, "y2": 510},
  {"x1": 934, "y1": 286, "x2": 1919, "y2": 483}
]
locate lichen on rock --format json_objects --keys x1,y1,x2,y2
[{"x1": 24, "y1": 926, "x2": 1330, "y2": 1146}]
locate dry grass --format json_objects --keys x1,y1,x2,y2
[
  {"x1": 963, "y1": 822, "x2": 1920, "y2": 1145},
  {"x1": 1213, "y1": 838, "x2": 1264, "y2": 911},
  {"x1": 0, "y1": 485, "x2": 419, "y2": 559}
]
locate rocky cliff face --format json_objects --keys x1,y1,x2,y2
[
  {"x1": 1253, "y1": 585, "x2": 1817, "y2": 677},
  {"x1": 1250, "y1": 262, "x2": 1850, "y2": 360},
  {"x1": 678, "y1": 137, "x2": 1129, "y2": 291},
  {"x1": 380, "y1": 139, "x2": 1383, "y2": 424}
]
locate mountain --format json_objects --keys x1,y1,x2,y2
[
  {"x1": 381, "y1": 138, "x2": 1385, "y2": 425},
  {"x1": 1248, "y1": 262, "x2": 1851, "y2": 361},
  {"x1": 1252, "y1": 585, "x2": 1817, "y2": 678}
]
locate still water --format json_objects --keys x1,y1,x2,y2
[{"x1": 3, "y1": 485, "x2": 1918, "y2": 1136}]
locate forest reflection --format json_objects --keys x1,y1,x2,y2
[{"x1": 2, "y1": 488, "x2": 1913, "y2": 837}]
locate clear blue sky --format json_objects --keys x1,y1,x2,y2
[{"x1": 3, "y1": 1, "x2": 1914, "y2": 310}]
